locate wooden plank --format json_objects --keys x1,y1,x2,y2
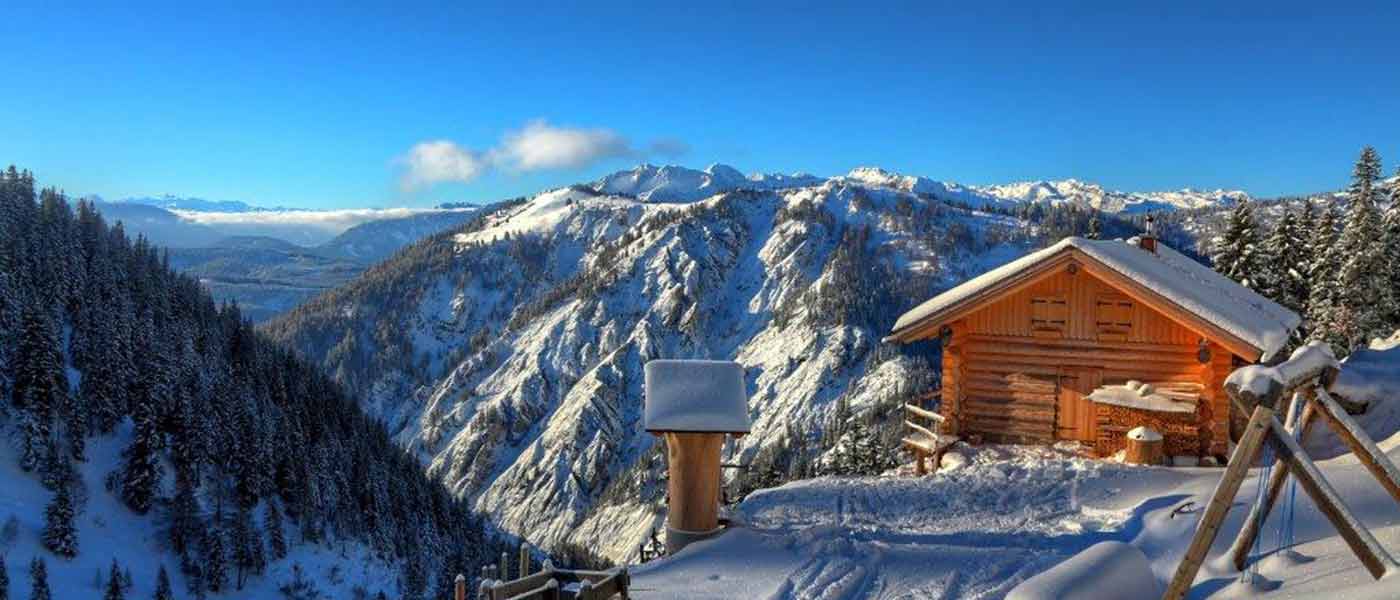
[
  {"x1": 1310, "y1": 387, "x2": 1400, "y2": 505},
  {"x1": 904, "y1": 404, "x2": 945, "y2": 423},
  {"x1": 1163, "y1": 403, "x2": 1275, "y2": 600},
  {"x1": 1227, "y1": 394, "x2": 1316, "y2": 571},
  {"x1": 904, "y1": 419, "x2": 940, "y2": 441},
  {"x1": 1264, "y1": 412, "x2": 1396, "y2": 579}
]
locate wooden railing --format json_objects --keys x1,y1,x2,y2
[
  {"x1": 901, "y1": 400, "x2": 958, "y2": 475},
  {"x1": 469, "y1": 560, "x2": 630, "y2": 600}
]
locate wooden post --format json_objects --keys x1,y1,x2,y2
[
  {"x1": 519, "y1": 544, "x2": 530, "y2": 578},
  {"x1": 665, "y1": 432, "x2": 725, "y2": 532},
  {"x1": 454, "y1": 574, "x2": 466, "y2": 600},
  {"x1": 1163, "y1": 402, "x2": 1276, "y2": 600},
  {"x1": 1263, "y1": 412, "x2": 1397, "y2": 578},
  {"x1": 914, "y1": 448, "x2": 927, "y2": 475},
  {"x1": 499, "y1": 552, "x2": 509, "y2": 583},
  {"x1": 1227, "y1": 394, "x2": 1316, "y2": 570},
  {"x1": 1310, "y1": 387, "x2": 1400, "y2": 504}
]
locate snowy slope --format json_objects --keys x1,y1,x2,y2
[{"x1": 634, "y1": 432, "x2": 1400, "y2": 599}]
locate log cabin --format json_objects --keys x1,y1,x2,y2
[{"x1": 886, "y1": 234, "x2": 1301, "y2": 461}]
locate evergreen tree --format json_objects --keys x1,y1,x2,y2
[
  {"x1": 105, "y1": 559, "x2": 125, "y2": 600},
  {"x1": 41, "y1": 482, "x2": 79, "y2": 558},
  {"x1": 201, "y1": 520, "x2": 228, "y2": 593},
  {"x1": 1086, "y1": 213, "x2": 1103, "y2": 239},
  {"x1": 265, "y1": 498, "x2": 288, "y2": 561},
  {"x1": 1211, "y1": 200, "x2": 1264, "y2": 289},
  {"x1": 12, "y1": 306, "x2": 64, "y2": 471},
  {"x1": 0, "y1": 555, "x2": 8, "y2": 600},
  {"x1": 167, "y1": 478, "x2": 201, "y2": 558},
  {"x1": 1262, "y1": 208, "x2": 1309, "y2": 313},
  {"x1": 29, "y1": 557, "x2": 50, "y2": 600},
  {"x1": 231, "y1": 505, "x2": 265, "y2": 589},
  {"x1": 1307, "y1": 204, "x2": 1343, "y2": 342},
  {"x1": 120, "y1": 393, "x2": 163, "y2": 514},
  {"x1": 1381, "y1": 167, "x2": 1400, "y2": 328},
  {"x1": 1330, "y1": 147, "x2": 1391, "y2": 350},
  {"x1": 153, "y1": 566, "x2": 174, "y2": 600}
]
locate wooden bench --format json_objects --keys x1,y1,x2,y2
[{"x1": 903, "y1": 403, "x2": 960, "y2": 475}]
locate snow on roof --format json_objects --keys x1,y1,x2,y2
[
  {"x1": 891, "y1": 236, "x2": 1301, "y2": 360},
  {"x1": 644, "y1": 360, "x2": 751, "y2": 433}
]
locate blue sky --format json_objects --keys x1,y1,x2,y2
[{"x1": 1, "y1": 2, "x2": 1397, "y2": 209}]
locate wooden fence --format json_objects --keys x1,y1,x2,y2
[{"x1": 466, "y1": 561, "x2": 630, "y2": 600}]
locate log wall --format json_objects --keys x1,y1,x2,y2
[{"x1": 939, "y1": 263, "x2": 1238, "y2": 456}]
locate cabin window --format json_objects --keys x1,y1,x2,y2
[
  {"x1": 1095, "y1": 294, "x2": 1134, "y2": 340},
  {"x1": 1030, "y1": 295, "x2": 1068, "y2": 337}
]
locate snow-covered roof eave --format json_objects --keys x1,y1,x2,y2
[{"x1": 889, "y1": 237, "x2": 1301, "y2": 361}]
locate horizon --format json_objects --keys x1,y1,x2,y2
[{"x1": 3, "y1": 2, "x2": 1399, "y2": 209}]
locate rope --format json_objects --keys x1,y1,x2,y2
[
  {"x1": 1275, "y1": 405, "x2": 1304, "y2": 553},
  {"x1": 1243, "y1": 443, "x2": 1275, "y2": 582}
]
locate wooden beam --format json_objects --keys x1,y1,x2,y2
[
  {"x1": 905, "y1": 404, "x2": 945, "y2": 423},
  {"x1": 1227, "y1": 394, "x2": 1316, "y2": 571},
  {"x1": 1163, "y1": 403, "x2": 1275, "y2": 600},
  {"x1": 1310, "y1": 387, "x2": 1400, "y2": 505},
  {"x1": 1263, "y1": 410, "x2": 1397, "y2": 579}
]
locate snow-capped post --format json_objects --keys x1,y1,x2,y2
[
  {"x1": 454, "y1": 573, "x2": 466, "y2": 600},
  {"x1": 644, "y1": 359, "x2": 751, "y2": 554}
]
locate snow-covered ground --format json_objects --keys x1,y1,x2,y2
[
  {"x1": 636, "y1": 437, "x2": 1399, "y2": 599},
  {"x1": 635, "y1": 338, "x2": 1400, "y2": 598}
]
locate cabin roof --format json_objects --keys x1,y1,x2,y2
[{"x1": 889, "y1": 236, "x2": 1301, "y2": 361}]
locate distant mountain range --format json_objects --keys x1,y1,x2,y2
[{"x1": 593, "y1": 164, "x2": 1252, "y2": 213}]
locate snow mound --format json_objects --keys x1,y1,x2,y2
[
  {"x1": 1005, "y1": 541, "x2": 1159, "y2": 600},
  {"x1": 1128, "y1": 426, "x2": 1163, "y2": 442}
]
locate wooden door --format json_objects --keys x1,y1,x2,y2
[{"x1": 1056, "y1": 369, "x2": 1100, "y2": 442}]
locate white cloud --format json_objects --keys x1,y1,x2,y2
[
  {"x1": 397, "y1": 121, "x2": 688, "y2": 190},
  {"x1": 491, "y1": 120, "x2": 634, "y2": 172},
  {"x1": 172, "y1": 207, "x2": 473, "y2": 244},
  {"x1": 398, "y1": 140, "x2": 489, "y2": 191}
]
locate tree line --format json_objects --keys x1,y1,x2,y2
[{"x1": 1210, "y1": 146, "x2": 1400, "y2": 355}]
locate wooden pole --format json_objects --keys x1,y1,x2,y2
[
  {"x1": 1263, "y1": 412, "x2": 1397, "y2": 578},
  {"x1": 1227, "y1": 394, "x2": 1317, "y2": 570},
  {"x1": 1309, "y1": 387, "x2": 1400, "y2": 504},
  {"x1": 454, "y1": 574, "x2": 466, "y2": 600},
  {"x1": 664, "y1": 432, "x2": 725, "y2": 532},
  {"x1": 1163, "y1": 403, "x2": 1276, "y2": 600},
  {"x1": 519, "y1": 544, "x2": 531, "y2": 578}
]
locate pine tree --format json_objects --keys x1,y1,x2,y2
[
  {"x1": 1307, "y1": 204, "x2": 1343, "y2": 342},
  {"x1": 13, "y1": 306, "x2": 64, "y2": 471},
  {"x1": 1086, "y1": 213, "x2": 1103, "y2": 239},
  {"x1": 29, "y1": 557, "x2": 51, "y2": 600},
  {"x1": 231, "y1": 505, "x2": 265, "y2": 589},
  {"x1": 42, "y1": 482, "x2": 78, "y2": 558},
  {"x1": 120, "y1": 393, "x2": 163, "y2": 514},
  {"x1": 167, "y1": 477, "x2": 201, "y2": 557},
  {"x1": 201, "y1": 520, "x2": 228, "y2": 593},
  {"x1": 153, "y1": 566, "x2": 174, "y2": 600},
  {"x1": 105, "y1": 559, "x2": 125, "y2": 600},
  {"x1": 1211, "y1": 200, "x2": 1264, "y2": 289},
  {"x1": 265, "y1": 498, "x2": 288, "y2": 561},
  {"x1": 1261, "y1": 208, "x2": 1308, "y2": 312},
  {"x1": 0, "y1": 555, "x2": 8, "y2": 600},
  {"x1": 1381, "y1": 167, "x2": 1400, "y2": 329},
  {"x1": 1330, "y1": 147, "x2": 1391, "y2": 350}
]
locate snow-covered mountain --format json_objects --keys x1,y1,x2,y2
[
  {"x1": 974, "y1": 178, "x2": 1250, "y2": 213},
  {"x1": 265, "y1": 165, "x2": 1159, "y2": 563},
  {"x1": 591, "y1": 164, "x2": 1250, "y2": 214}
]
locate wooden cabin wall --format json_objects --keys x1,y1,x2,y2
[{"x1": 942, "y1": 265, "x2": 1223, "y2": 452}]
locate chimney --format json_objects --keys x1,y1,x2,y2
[{"x1": 1140, "y1": 214, "x2": 1158, "y2": 254}]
